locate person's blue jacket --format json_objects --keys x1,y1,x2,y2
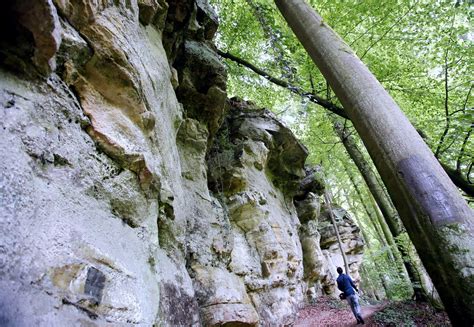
[{"x1": 337, "y1": 273, "x2": 358, "y2": 296}]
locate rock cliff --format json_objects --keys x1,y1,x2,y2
[{"x1": 0, "y1": 0, "x2": 363, "y2": 325}]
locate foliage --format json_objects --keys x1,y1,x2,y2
[
  {"x1": 373, "y1": 300, "x2": 450, "y2": 326},
  {"x1": 211, "y1": 0, "x2": 473, "y2": 197},
  {"x1": 361, "y1": 246, "x2": 413, "y2": 300},
  {"x1": 374, "y1": 304, "x2": 417, "y2": 327}
]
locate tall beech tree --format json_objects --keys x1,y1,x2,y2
[{"x1": 274, "y1": 0, "x2": 474, "y2": 325}]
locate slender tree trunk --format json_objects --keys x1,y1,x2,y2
[
  {"x1": 368, "y1": 194, "x2": 397, "y2": 255},
  {"x1": 324, "y1": 191, "x2": 350, "y2": 275},
  {"x1": 361, "y1": 264, "x2": 381, "y2": 301},
  {"x1": 355, "y1": 217, "x2": 389, "y2": 300},
  {"x1": 345, "y1": 167, "x2": 395, "y2": 261},
  {"x1": 275, "y1": 2, "x2": 474, "y2": 323},
  {"x1": 345, "y1": 163, "x2": 416, "y2": 294},
  {"x1": 409, "y1": 248, "x2": 444, "y2": 309},
  {"x1": 367, "y1": 191, "x2": 413, "y2": 284},
  {"x1": 343, "y1": 186, "x2": 384, "y2": 246},
  {"x1": 334, "y1": 125, "x2": 401, "y2": 235},
  {"x1": 343, "y1": 189, "x2": 394, "y2": 300},
  {"x1": 362, "y1": 206, "x2": 389, "y2": 254}
]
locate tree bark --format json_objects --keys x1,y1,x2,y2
[
  {"x1": 275, "y1": 2, "x2": 474, "y2": 323},
  {"x1": 367, "y1": 195, "x2": 399, "y2": 262},
  {"x1": 345, "y1": 192, "x2": 391, "y2": 300}
]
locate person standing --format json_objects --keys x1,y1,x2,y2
[{"x1": 336, "y1": 267, "x2": 364, "y2": 325}]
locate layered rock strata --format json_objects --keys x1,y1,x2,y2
[{"x1": 0, "y1": 0, "x2": 363, "y2": 325}]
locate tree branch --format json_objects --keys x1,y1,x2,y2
[
  {"x1": 468, "y1": 162, "x2": 474, "y2": 184},
  {"x1": 348, "y1": 3, "x2": 393, "y2": 47},
  {"x1": 217, "y1": 49, "x2": 348, "y2": 118},
  {"x1": 456, "y1": 85, "x2": 473, "y2": 171},
  {"x1": 435, "y1": 12, "x2": 457, "y2": 158},
  {"x1": 440, "y1": 162, "x2": 474, "y2": 197},
  {"x1": 457, "y1": 127, "x2": 473, "y2": 171},
  {"x1": 359, "y1": 2, "x2": 417, "y2": 60}
]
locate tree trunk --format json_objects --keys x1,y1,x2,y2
[
  {"x1": 368, "y1": 193, "x2": 398, "y2": 256},
  {"x1": 345, "y1": 165, "x2": 416, "y2": 288},
  {"x1": 355, "y1": 214, "x2": 390, "y2": 300},
  {"x1": 345, "y1": 166, "x2": 395, "y2": 261},
  {"x1": 361, "y1": 264, "x2": 382, "y2": 301},
  {"x1": 324, "y1": 190, "x2": 350, "y2": 275},
  {"x1": 275, "y1": 2, "x2": 474, "y2": 324}
]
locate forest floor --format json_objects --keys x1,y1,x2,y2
[{"x1": 294, "y1": 297, "x2": 450, "y2": 326}]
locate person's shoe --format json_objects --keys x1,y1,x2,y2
[{"x1": 357, "y1": 315, "x2": 365, "y2": 324}]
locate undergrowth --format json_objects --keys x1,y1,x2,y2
[{"x1": 373, "y1": 300, "x2": 450, "y2": 326}]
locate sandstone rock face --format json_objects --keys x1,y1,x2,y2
[
  {"x1": 0, "y1": 0, "x2": 363, "y2": 325},
  {"x1": 294, "y1": 168, "x2": 364, "y2": 301},
  {"x1": 207, "y1": 100, "x2": 309, "y2": 324}
]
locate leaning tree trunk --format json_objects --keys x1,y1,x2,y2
[
  {"x1": 345, "y1": 164, "x2": 416, "y2": 289},
  {"x1": 324, "y1": 191, "x2": 350, "y2": 275},
  {"x1": 274, "y1": 1, "x2": 474, "y2": 324},
  {"x1": 346, "y1": 192, "x2": 392, "y2": 299}
]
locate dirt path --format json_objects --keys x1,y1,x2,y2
[{"x1": 294, "y1": 297, "x2": 386, "y2": 327}]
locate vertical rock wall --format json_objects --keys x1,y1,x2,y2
[
  {"x1": 206, "y1": 100, "x2": 308, "y2": 324},
  {"x1": 0, "y1": 0, "x2": 363, "y2": 325}
]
